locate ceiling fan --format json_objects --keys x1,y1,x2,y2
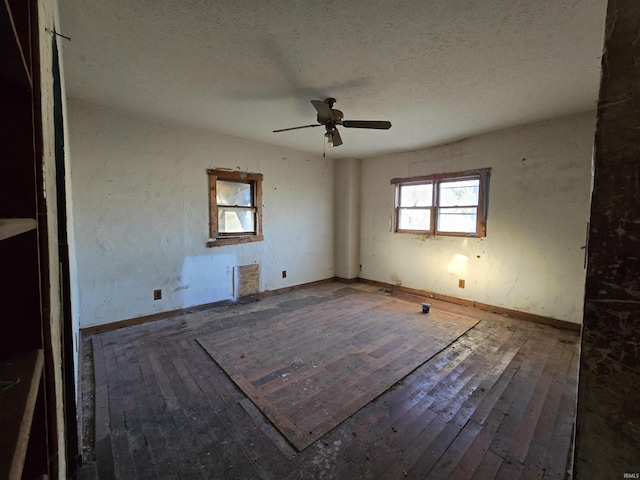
[{"x1": 273, "y1": 98, "x2": 391, "y2": 147}]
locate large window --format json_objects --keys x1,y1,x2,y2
[
  {"x1": 391, "y1": 168, "x2": 490, "y2": 237},
  {"x1": 207, "y1": 169, "x2": 263, "y2": 247}
]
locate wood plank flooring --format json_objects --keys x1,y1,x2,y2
[
  {"x1": 197, "y1": 287, "x2": 478, "y2": 450},
  {"x1": 76, "y1": 282, "x2": 580, "y2": 480}
]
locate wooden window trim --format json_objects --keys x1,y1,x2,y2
[
  {"x1": 207, "y1": 169, "x2": 264, "y2": 247},
  {"x1": 391, "y1": 168, "x2": 490, "y2": 238}
]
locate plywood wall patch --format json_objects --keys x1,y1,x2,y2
[{"x1": 236, "y1": 264, "x2": 260, "y2": 298}]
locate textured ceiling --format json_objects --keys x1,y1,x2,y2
[{"x1": 58, "y1": 0, "x2": 607, "y2": 159}]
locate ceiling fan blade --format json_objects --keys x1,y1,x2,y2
[
  {"x1": 342, "y1": 120, "x2": 392, "y2": 130},
  {"x1": 273, "y1": 124, "x2": 321, "y2": 133},
  {"x1": 311, "y1": 100, "x2": 334, "y2": 123},
  {"x1": 332, "y1": 128, "x2": 343, "y2": 147}
]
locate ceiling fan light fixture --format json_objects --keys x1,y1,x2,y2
[{"x1": 326, "y1": 131, "x2": 333, "y2": 147}]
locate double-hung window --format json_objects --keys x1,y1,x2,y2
[
  {"x1": 392, "y1": 168, "x2": 490, "y2": 237},
  {"x1": 207, "y1": 169, "x2": 263, "y2": 247}
]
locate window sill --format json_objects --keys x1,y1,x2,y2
[
  {"x1": 396, "y1": 231, "x2": 484, "y2": 238},
  {"x1": 206, "y1": 235, "x2": 264, "y2": 247}
]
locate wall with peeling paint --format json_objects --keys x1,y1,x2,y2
[
  {"x1": 360, "y1": 113, "x2": 595, "y2": 324},
  {"x1": 69, "y1": 100, "x2": 594, "y2": 327},
  {"x1": 68, "y1": 99, "x2": 334, "y2": 327}
]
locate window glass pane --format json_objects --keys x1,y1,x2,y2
[
  {"x1": 438, "y1": 179, "x2": 479, "y2": 207},
  {"x1": 399, "y1": 183, "x2": 432, "y2": 207},
  {"x1": 398, "y1": 208, "x2": 431, "y2": 230},
  {"x1": 218, "y1": 207, "x2": 255, "y2": 233},
  {"x1": 437, "y1": 207, "x2": 477, "y2": 233},
  {"x1": 217, "y1": 180, "x2": 252, "y2": 206}
]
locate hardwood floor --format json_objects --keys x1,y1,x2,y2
[
  {"x1": 197, "y1": 287, "x2": 479, "y2": 450},
  {"x1": 77, "y1": 282, "x2": 580, "y2": 480}
]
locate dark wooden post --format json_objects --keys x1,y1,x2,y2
[{"x1": 575, "y1": 1, "x2": 640, "y2": 477}]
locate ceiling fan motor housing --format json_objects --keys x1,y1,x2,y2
[{"x1": 317, "y1": 109, "x2": 343, "y2": 126}]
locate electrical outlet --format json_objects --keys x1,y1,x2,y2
[
  {"x1": 282, "y1": 270, "x2": 287, "y2": 278},
  {"x1": 154, "y1": 289, "x2": 162, "y2": 300},
  {"x1": 458, "y1": 279, "x2": 465, "y2": 289}
]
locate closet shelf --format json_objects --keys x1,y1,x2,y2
[
  {"x1": 0, "y1": 350, "x2": 44, "y2": 480},
  {"x1": 0, "y1": 218, "x2": 37, "y2": 241}
]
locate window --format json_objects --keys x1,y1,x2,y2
[
  {"x1": 207, "y1": 169, "x2": 263, "y2": 247},
  {"x1": 391, "y1": 168, "x2": 490, "y2": 237}
]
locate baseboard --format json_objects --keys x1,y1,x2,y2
[
  {"x1": 334, "y1": 276, "x2": 359, "y2": 284},
  {"x1": 252, "y1": 278, "x2": 335, "y2": 299},
  {"x1": 80, "y1": 278, "x2": 335, "y2": 336},
  {"x1": 356, "y1": 278, "x2": 581, "y2": 331},
  {"x1": 80, "y1": 299, "x2": 232, "y2": 336},
  {"x1": 82, "y1": 276, "x2": 580, "y2": 335}
]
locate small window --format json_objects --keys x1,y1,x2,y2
[
  {"x1": 391, "y1": 168, "x2": 490, "y2": 237},
  {"x1": 207, "y1": 169, "x2": 263, "y2": 247}
]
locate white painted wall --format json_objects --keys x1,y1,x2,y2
[
  {"x1": 360, "y1": 113, "x2": 595, "y2": 324},
  {"x1": 334, "y1": 158, "x2": 361, "y2": 279},
  {"x1": 69, "y1": 103, "x2": 594, "y2": 327},
  {"x1": 68, "y1": 100, "x2": 334, "y2": 327}
]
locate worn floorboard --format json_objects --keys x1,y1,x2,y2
[
  {"x1": 78, "y1": 282, "x2": 580, "y2": 480},
  {"x1": 197, "y1": 288, "x2": 478, "y2": 450}
]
